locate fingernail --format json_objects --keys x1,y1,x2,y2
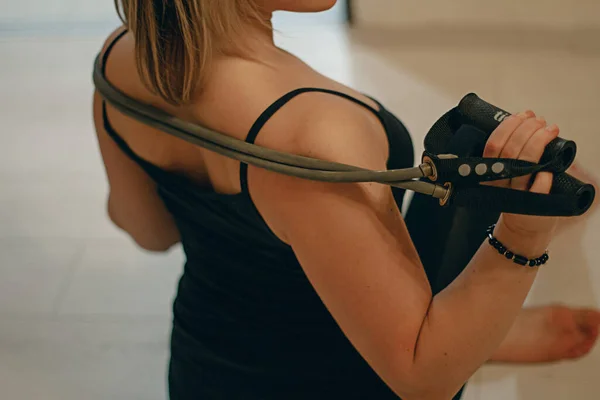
[
  {"x1": 537, "y1": 116, "x2": 546, "y2": 124},
  {"x1": 516, "y1": 110, "x2": 535, "y2": 118},
  {"x1": 546, "y1": 123, "x2": 558, "y2": 132}
]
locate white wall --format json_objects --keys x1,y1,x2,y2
[{"x1": 353, "y1": 0, "x2": 600, "y2": 29}]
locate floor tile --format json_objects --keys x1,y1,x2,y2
[
  {"x1": 0, "y1": 318, "x2": 170, "y2": 400},
  {"x1": 461, "y1": 369, "x2": 482, "y2": 400},
  {"x1": 0, "y1": 179, "x2": 119, "y2": 239},
  {"x1": 57, "y1": 240, "x2": 184, "y2": 317},
  {"x1": 0, "y1": 238, "x2": 82, "y2": 315},
  {"x1": 479, "y1": 361, "x2": 600, "y2": 400}
]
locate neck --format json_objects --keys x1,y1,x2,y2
[
  {"x1": 218, "y1": 12, "x2": 281, "y2": 64},
  {"x1": 243, "y1": 12, "x2": 276, "y2": 52}
]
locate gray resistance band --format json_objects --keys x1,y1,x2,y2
[{"x1": 92, "y1": 53, "x2": 595, "y2": 217}]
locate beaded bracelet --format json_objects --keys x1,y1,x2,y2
[{"x1": 486, "y1": 224, "x2": 549, "y2": 267}]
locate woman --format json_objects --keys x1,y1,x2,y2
[{"x1": 92, "y1": 1, "x2": 600, "y2": 399}]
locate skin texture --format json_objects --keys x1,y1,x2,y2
[
  {"x1": 256, "y1": 0, "x2": 338, "y2": 13},
  {"x1": 94, "y1": 1, "x2": 600, "y2": 398}
]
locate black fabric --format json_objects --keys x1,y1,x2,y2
[
  {"x1": 431, "y1": 153, "x2": 544, "y2": 184},
  {"x1": 100, "y1": 31, "x2": 470, "y2": 400},
  {"x1": 451, "y1": 174, "x2": 594, "y2": 216}
]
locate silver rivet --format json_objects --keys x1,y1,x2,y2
[
  {"x1": 458, "y1": 164, "x2": 472, "y2": 177},
  {"x1": 492, "y1": 162, "x2": 505, "y2": 174},
  {"x1": 475, "y1": 163, "x2": 488, "y2": 175}
]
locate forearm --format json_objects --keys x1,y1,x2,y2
[{"x1": 409, "y1": 217, "x2": 549, "y2": 398}]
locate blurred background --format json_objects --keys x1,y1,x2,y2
[{"x1": 1, "y1": 1, "x2": 599, "y2": 399}]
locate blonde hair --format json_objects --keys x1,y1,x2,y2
[{"x1": 115, "y1": 0, "x2": 267, "y2": 105}]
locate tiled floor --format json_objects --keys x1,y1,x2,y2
[{"x1": 1, "y1": 5, "x2": 599, "y2": 400}]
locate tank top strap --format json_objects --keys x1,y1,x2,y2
[
  {"x1": 239, "y1": 87, "x2": 383, "y2": 193},
  {"x1": 101, "y1": 29, "x2": 128, "y2": 75},
  {"x1": 99, "y1": 29, "x2": 164, "y2": 175}
]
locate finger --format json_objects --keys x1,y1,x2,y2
[
  {"x1": 529, "y1": 171, "x2": 553, "y2": 194},
  {"x1": 483, "y1": 110, "x2": 536, "y2": 159},
  {"x1": 511, "y1": 123, "x2": 560, "y2": 190},
  {"x1": 501, "y1": 116, "x2": 547, "y2": 189},
  {"x1": 500, "y1": 116, "x2": 547, "y2": 160},
  {"x1": 483, "y1": 111, "x2": 536, "y2": 188}
]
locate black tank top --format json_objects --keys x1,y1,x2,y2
[{"x1": 101, "y1": 30, "x2": 418, "y2": 399}]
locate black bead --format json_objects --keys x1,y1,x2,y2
[
  {"x1": 514, "y1": 255, "x2": 528, "y2": 266},
  {"x1": 486, "y1": 224, "x2": 545, "y2": 268}
]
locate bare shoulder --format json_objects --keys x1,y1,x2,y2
[
  {"x1": 99, "y1": 27, "x2": 171, "y2": 109},
  {"x1": 99, "y1": 26, "x2": 135, "y2": 90},
  {"x1": 246, "y1": 93, "x2": 393, "y2": 242},
  {"x1": 257, "y1": 91, "x2": 389, "y2": 170},
  {"x1": 100, "y1": 26, "x2": 127, "y2": 53},
  {"x1": 96, "y1": 26, "x2": 209, "y2": 178}
]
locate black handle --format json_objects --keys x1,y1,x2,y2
[
  {"x1": 550, "y1": 172, "x2": 596, "y2": 215},
  {"x1": 457, "y1": 93, "x2": 577, "y2": 173},
  {"x1": 450, "y1": 172, "x2": 595, "y2": 216}
]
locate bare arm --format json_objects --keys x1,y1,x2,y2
[
  {"x1": 92, "y1": 29, "x2": 180, "y2": 252},
  {"x1": 249, "y1": 104, "x2": 557, "y2": 399},
  {"x1": 93, "y1": 90, "x2": 180, "y2": 251}
]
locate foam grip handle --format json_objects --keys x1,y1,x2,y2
[
  {"x1": 551, "y1": 172, "x2": 596, "y2": 215},
  {"x1": 457, "y1": 93, "x2": 577, "y2": 173}
]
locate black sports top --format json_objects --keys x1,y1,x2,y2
[{"x1": 100, "y1": 30, "x2": 468, "y2": 400}]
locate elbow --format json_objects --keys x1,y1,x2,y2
[
  {"x1": 107, "y1": 202, "x2": 179, "y2": 253},
  {"x1": 115, "y1": 223, "x2": 178, "y2": 253},
  {"x1": 404, "y1": 387, "x2": 464, "y2": 400},
  {"x1": 388, "y1": 357, "x2": 465, "y2": 400},
  {"x1": 393, "y1": 379, "x2": 463, "y2": 400},
  {"x1": 136, "y1": 240, "x2": 178, "y2": 253},
  {"x1": 113, "y1": 221, "x2": 178, "y2": 253}
]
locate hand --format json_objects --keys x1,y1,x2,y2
[{"x1": 483, "y1": 110, "x2": 560, "y2": 245}]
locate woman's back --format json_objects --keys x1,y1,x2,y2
[
  {"x1": 99, "y1": 29, "x2": 390, "y2": 196},
  {"x1": 94, "y1": 28, "x2": 415, "y2": 399}
]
